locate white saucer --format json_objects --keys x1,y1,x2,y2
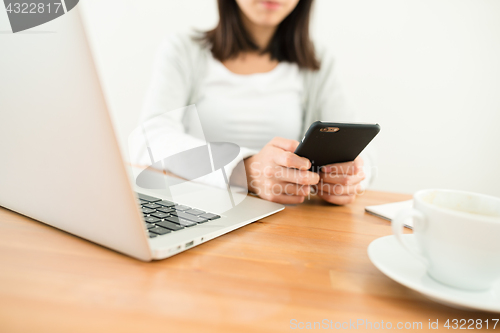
[{"x1": 368, "y1": 235, "x2": 500, "y2": 312}]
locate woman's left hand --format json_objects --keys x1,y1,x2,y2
[{"x1": 316, "y1": 156, "x2": 365, "y2": 205}]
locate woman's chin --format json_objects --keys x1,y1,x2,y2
[{"x1": 252, "y1": 16, "x2": 284, "y2": 28}]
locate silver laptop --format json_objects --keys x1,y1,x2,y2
[{"x1": 0, "y1": 7, "x2": 283, "y2": 261}]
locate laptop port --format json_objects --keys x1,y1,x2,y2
[{"x1": 185, "y1": 241, "x2": 194, "y2": 248}]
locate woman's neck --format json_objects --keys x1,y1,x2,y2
[
  {"x1": 221, "y1": 10, "x2": 279, "y2": 75},
  {"x1": 239, "y1": 10, "x2": 277, "y2": 50},
  {"x1": 222, "y1": 52, "x2": 279, "y2": 75}
]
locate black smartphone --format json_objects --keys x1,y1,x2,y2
[{"x1": 294, "y1": 121, "x2": 380, "y2": 171}]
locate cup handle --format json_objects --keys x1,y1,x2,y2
[{"x1": 392, "y1": 208, "x2": 429, "y2": 267}]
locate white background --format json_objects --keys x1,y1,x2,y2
[{"x1": 19, "y1": 0, "x2": 500, "y2": 196}]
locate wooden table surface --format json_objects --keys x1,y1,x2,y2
[{"x1": 0, "y1": 190, "x2": 498, "y2": 332}]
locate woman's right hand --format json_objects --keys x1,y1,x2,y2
[{"x1": 244, "y1": 137, "x2": 319, "y2": 204}]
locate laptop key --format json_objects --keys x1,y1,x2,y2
[
  {"x1": 144, "y1": 223, "x2": 155, "y2": 230},
  {"x1": 144, "y1": 216, "x2": 160, "y2": 223},
  {"x1": 177, "y1": 220, "x2": 197, "y2": 227},
  {"x1": 157, "y1": 207, "x2": 175, "y2": 214},
  {"x1": 142, "y1": 208, "x2": 156, "y2": 214},
  {"x1": 185, "y1": 209, "x2": 205, "y2": 216},
  {"x1": 137, "y1": 193, "x2": 162, "y2": 203},
  {"x1": 157, "y1": 200, "x2": 175, "y2": 208},
  {"x1": 199, "y1": 213, "x2": 220, "y2": 220},
  {"x1": 149, "y1": 226, "x2": 171, "y2": 235},
  {"x1": 172, "y1": 212, "x2": 208, "y2": 223},
  {"x1": 174, "y1": 205, "x2": 191, "y2": 211},
  {"x1": 148, "y1": 232, "x2": 158, "y2": 238},
  {"x1": 143, "y1": 203, "x2": 161, "y2": 209},
  {"x1": 165, "y1": 216, "x2": 197, "y2": 227},
  {"x1": 156, "y1": 221, "x2": 184, "y2": 231},
  {"x1": 151, "y1": 212, "x2": 170, "y2": 219}
]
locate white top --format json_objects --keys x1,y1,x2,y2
[{"x1": 185, "y1": 56, "x2": 303, "y2": 151}]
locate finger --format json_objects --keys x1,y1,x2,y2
[
  {"x1": 319, "y1": 172, "x2": 365, "y2": 186},
  {"x1": 263, "y1": 193, "x2": 305, "y2": 205},
  {"x1": 321, "y1": 157, "x2": 364, "y2": 175},
  {"x1": 270, "y1": 137, "x2": 300, "y2": 152},
  {"x1": 318, "y1": 192, "x2": 356, "y2": 206},
  {"x1": 279, "y1": 182, "x2": 312, "y2": 196},
  {"x1": 317, "y1": 182, "x2": 363, "y2": 196},
  {"x1": 258, "y1": 179, "x2": 311, "y2": 197},
  {"x1": 273, "y1": 150, "x2": 311, "y2": 171},
  {"x1": 274, "y1": 166, "x2": 319, "y2": 185}
]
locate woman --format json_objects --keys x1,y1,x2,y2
[{"x1": 137, "y1": 0, "x2": 369, "y2": 205}]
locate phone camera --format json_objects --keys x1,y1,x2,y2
[{"x1": 320, "y1": 127, "x2": 340, "y2": 132}]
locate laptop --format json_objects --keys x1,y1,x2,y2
[{"x1": 0, "y1": 6, "x2": 284, "y2": 261}]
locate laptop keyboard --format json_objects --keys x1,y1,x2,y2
[{"x1": 137, "y1": 193, "x2": 220, "y2": 238}]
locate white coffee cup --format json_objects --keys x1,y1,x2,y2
[{"x1": 392, "y1": 189, "x2": 500, "y2": 291}]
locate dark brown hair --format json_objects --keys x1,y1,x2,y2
[{"x1": 199, "y1": 0, "x2": 320, "y2": 70}]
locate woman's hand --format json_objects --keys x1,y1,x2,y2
[
  {"x1": 316, "y1": 157, "x2": 365, "y2": 205},
  {"x1": 244, "y1": 137, "x2": 319, "y2": 204}
]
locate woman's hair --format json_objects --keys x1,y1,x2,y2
[{"x1": 199, "y1": 0, "x2": 319, "y2": 70}]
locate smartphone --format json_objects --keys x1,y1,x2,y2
[{"x1": 294, "y1": 121, "x2": 380, "y2": 172}]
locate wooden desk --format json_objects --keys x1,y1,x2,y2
[{"x1": 0, "y1": 191, "x2": 497, "y2": 332}]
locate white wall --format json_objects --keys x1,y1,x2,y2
[{"x1": 80, "y1": 0, "x2": 500, "y2": 196}]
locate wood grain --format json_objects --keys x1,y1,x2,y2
[{"x1": 0, "y1": 191, "x2": 497, "y2": 333}]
